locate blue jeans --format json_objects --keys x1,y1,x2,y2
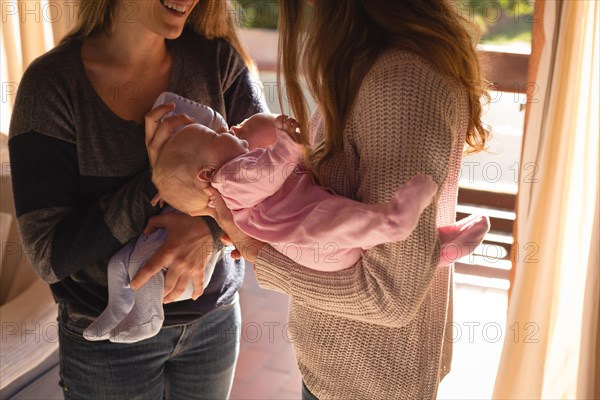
[
  {"x1": 57, "y1": 294, "x2": 241, "y2": 400},
  {"x1": 302, "y1": 381, "x2": 319, "y2": 400}
]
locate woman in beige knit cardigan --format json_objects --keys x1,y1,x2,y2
[{"x1": 150, "y1": 0, "x2": 490, "y2": 398}]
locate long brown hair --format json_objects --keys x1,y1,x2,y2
[
  {"x1": 278, "y1": 0, "x2": 490, "y2": 162},
  {"x1": 61, "y1": 0, "x2": 255, "y2": 72}
]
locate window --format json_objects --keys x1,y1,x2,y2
[
  {"x1": 237, "y1": 0, "x2": 534, "y2": 288},
  {"x1": 234, "y1": 0, "x2": 279, "y2": 30},
  {"x1": 456, "y1": 0, "x2": 533, "y2": 288}
]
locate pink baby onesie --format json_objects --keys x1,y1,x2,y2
[{"x1": 212, "y1": 128, "x2": 439, "y2": 271}]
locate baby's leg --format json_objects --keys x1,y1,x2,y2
[
  {"x1": 109, "y1": 249, "x2": 220, "y2": 342},
  {"x1": 83, "y1": 243, "x2": 136, "y2": 341},
  {"x1": 296, "y1": 174, "x2": 437, "y2": 249},
  {"x1": 437, "y1": 214, "x2": 491, "y2": 266},
  {"x1": 153, "y1": 91, "x2": 228, "y2": 132},
  {"x1": 108, "y1": 229, "x2": 168, "y2": 343},
  {"x1": 109, "y1": 272, "x2": 165, "y2": 343}
]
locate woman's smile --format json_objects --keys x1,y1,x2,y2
[{"x1": 159, "y1": 0, "x2": 193, "y2": 16}]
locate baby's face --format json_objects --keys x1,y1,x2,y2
[
  {"x1": 173, "y1": 123, "x2": 250, "y2": 168},
  {"x1": 153, "y1": 123, "x2": 250, "y2": 216},
  {"x1": 230, "y1": 113, "x2": 277, "y2": 150}
]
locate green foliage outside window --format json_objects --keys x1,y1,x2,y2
[
  {"x1": 234, "y1": 0, "x2": 533, "y2": 45},
  {"x1": 234, "y1": 0, "x2": 280, "y2": 30},
  {"x1": 464, "y1": 0, "x2": 534, "y2": 44}
]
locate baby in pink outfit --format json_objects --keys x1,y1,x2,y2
[{"x1": 153, "y1": 113, "x2": 490, "y2": 271}]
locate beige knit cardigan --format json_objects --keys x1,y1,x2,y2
[{"x1": 255, "y1": 48, "x2": 469, "y2": 399}]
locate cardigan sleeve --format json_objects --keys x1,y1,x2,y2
[{"x1": 254, "y1": 53, "x2": 464, "y2": 328}]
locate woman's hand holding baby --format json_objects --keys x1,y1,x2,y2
[
  {"x1": 131, "y1": 213, "x2": 214, "y2": 303},
  {"x1": 203, "y1": 187, "x2": 265, "y2": 263},
  {"x1": 145, "y1": 103, "x2": 195, "y2": 167},
  {"x1": 141, "y1": 104, "x2": 209, "y2": 303}
]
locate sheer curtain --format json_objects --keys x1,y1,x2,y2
[
  {"x1": 1, "y1": 0, "x2": 73, "y2": 134},
  {"x1": 493, "y1": 0, "x2": 599, "y2": 398}
]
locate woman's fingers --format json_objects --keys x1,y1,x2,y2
[
  {"x1": 145, "y1": 103, "x2": 175, "y2": 150},
  {"x1": 160, "y1": 113, "x2": 195, "y2": 134},
  {"x1": 220, "y1": 233, "x2": 242, "y2": 260},
  {"x1": 230, "y1": 249, "x2": 242, "y2": 260},
  {"x1": 190, "y1": 266, "x2": 206, "y2": 301},
  {"x1": 203, "y1": 187, "x2": 235, "y2": 230},
  {"x1": 163, "y1": 267, "x2": 188, "y2": 303},
  {"x1": 130, "y1": 246, "x2": 173, "y2": 290},
  {"x1": 162, "y1": 253, "x2": 208, "y2": 302},
  {"x1": 144, "y1": 104, "x2": 195, "y2": 167},
  {"x1": 146, "y1": 114, "x2": 195, "y2": 165},
  {"x1": 135, "y1": 213, "x2": 214, "y2": 300},
  {"x1": 143, "y1": 213, "x2": 169, "y2": 234},
  {"x1": 145, "y1": 103, "x2": 175, "y2": 136},
  {"x1": 220, "y1": 232, "x2": 233, "y2": 246},
  {"x1": 204, "y1": 187, "x2": 265, "y2": 262}
]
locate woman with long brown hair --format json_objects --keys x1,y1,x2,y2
[
  {"x1": 9, "y1": 0, "x2": 266, "y2": 398},
  {"x1": 205, "y1": 0, "x2": 490, "y2": 398}
]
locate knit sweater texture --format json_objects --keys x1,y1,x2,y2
[{"x1": 255, "y1": 48, "x2": 469, "y2": 399}]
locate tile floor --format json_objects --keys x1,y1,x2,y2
[
  {"x1": 230, "y1": 265, "x2": 302, "y2": 400},
  {"x1": 436, "y1": 279, "x2": 508, "y2": 399},
  {"x1": 18, "y1": 264, "x2": 507, "y2": 399},
  {"x1": 231, "y1": 263, "x2": 508, "y2": 400}
]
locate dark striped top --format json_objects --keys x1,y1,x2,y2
[{"x1": 9, "y1": 26, "x2": 267, "y2": 325}]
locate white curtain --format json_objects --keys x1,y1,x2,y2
[
  {"x1": 493, "y1": 0, "x2": 599, "y2": 398},
  {"x1": 1, "y1": 0, "x2": 73, "y2": 134}
]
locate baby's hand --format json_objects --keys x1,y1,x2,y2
[
  {"x1": 151, "y1": 193, "x2": 166, "y2": 208},
  {"x1": 275, "y1": 115, "x2": 303, "y2": 144}
]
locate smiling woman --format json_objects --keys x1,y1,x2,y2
[{"x1": 8, "y1": 0, "x2": 267, "y2": 398}]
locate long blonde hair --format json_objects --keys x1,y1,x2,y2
[
  {"x1": 278, "y1": 0, "x2": 490, "y2": 162},
  {"x1": 61, "y1": 0, "x2": 255, "y2": 72}
]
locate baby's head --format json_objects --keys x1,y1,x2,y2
[
  {"x1": 230, "y1": 113, "x2": 277, "y2": 150},
  {"x1": 152, "y1": 123, "x2": 249, "y2": 216}
]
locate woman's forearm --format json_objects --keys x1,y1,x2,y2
[{"x1": 9, "y1": 131, "x2": 158, "y2": 282}]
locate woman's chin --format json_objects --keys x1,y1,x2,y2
[{"x1": 158, "y1": 25, "x2": 186, "y2": 40}]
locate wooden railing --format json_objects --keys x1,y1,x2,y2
[
  {"x1": 478, "y1": 45, "x2": 531, "y2": 93},
  {"x1": 455, "y1": 189, "x2": 515, "y2": 280},
  {"x1": 454, "y1": 47, "x2": 529, "y2": 284}
]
